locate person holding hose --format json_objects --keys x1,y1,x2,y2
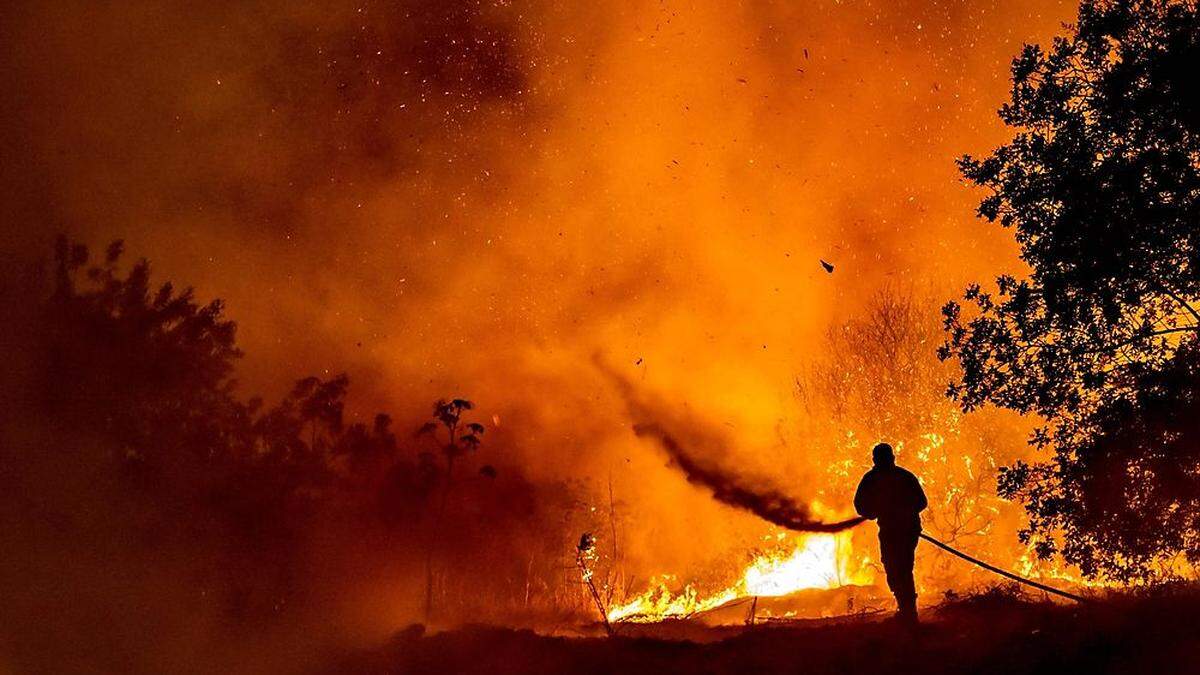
[{"x1": 854, "y1": 442, "x2": 927, "y2": 625}]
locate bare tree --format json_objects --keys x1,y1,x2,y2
[{"x1": 796, "y1": 287, "x2": 1019, "y2": 587}]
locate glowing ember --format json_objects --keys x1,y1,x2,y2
[{"x1": 608, "y1": 532, "x2": 872, "y2": 623}]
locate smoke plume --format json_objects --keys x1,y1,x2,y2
[
  {"x1": 0, "y1": 0, "x2": 1078, "y2": 666},
  {"x1": 633, "y1": 423, "x2": 866, "y2": 533},
  {"x1": 600, "y1": 356, "x2": 864, "y2": 533}
]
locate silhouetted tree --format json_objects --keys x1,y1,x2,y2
[
  {"x1": 941, "y1": 0, "x2": 1200, "y2": 579},
  {"x1": 293, "y1": 374, "x2": 350, "y2": 450},
  {"x1": 22, "y1": 238, "x2": 388, "y2": 616},
  {"x1": 1000, "y1": 341, "x2": 1200, "y2": 580},
  {"x1": 335, "y1": 413, "x2": 399, "y2": 478},
  {"x1": 416, "y1": 397, "x2": 486, "y2": 618},
  {"x1": 2, "y1": 235, "x2": 624, "y2": 655},
  {"x1": 42, "y1": 237, "x2": 245, "y2": 475},
  {"x1": 417, "y1": 398, "x2": 485, "y2": 496}
]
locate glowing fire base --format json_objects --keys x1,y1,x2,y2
[{"x1": 609, "y1": 532, "x2": 874, "y2": 623}]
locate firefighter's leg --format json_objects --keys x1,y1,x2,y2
[{"x1": 880, "y1": 530, "x2": 919, "y2": 620}]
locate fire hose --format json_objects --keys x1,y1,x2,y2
[
  {"x1": 616, "y1": 409, "x2": 1092, "y2": 605},
  {"x1": 840, "y1": 515, "x2": 1090, "y2": 603},
  {"x1": 917, "y1": 532, "x2": 1089, "y2": 603}
]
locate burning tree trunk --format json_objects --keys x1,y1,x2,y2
[{"x1": 745, "y1": 596, "x2": 758, "y2": 626}]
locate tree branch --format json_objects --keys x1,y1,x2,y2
[
  {"x1": 1159, "y1": 285, "x2": 1200, "y2": 324},
  {"x1": 1084, "y1": 326, "x2": 1199, "y2": 355}
]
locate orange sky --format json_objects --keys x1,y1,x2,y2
[{"x1": 2, "y1": 0, "x2": 1079, "y2": 577}]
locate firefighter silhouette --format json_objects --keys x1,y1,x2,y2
[{"x1": 854, "y1": 442, "x2": 927, "y2": 623}]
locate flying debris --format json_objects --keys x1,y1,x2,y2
[
  {"x1": 635, "y1": 357, "x2": 643, "y2": 365},
  {"x1": 479, "y1": 465, "x2": 497, "y2": 479},
  {"x1": 820, "y1": 259, "x2": 835, "y2": 273}
]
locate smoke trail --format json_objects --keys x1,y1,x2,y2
[
  {"x1": 632, "y1": 423, "x2": 865, "y2": 533},
  {"x1": 597, "y1": 356, "x2": 864, "y2": 533}
]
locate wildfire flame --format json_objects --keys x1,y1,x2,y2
[{"x1": 607, "y1": 531, "x2": 873, "y2": 623}]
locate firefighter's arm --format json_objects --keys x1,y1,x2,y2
[
  {"x1": 912, "y1": 474, "x2": 928, "y2": 512},
  {"x1": 853, "y1": 475, "x2": 876, "y2": 520}
]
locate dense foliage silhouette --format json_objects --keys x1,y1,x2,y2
[
  {"x1": 941, "y1": 0, "x2": 1200, "y2": 579},
  {"x1": 0, "y1": 237, "x2": 612, "y2": 671}
]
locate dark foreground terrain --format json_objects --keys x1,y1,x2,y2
[{"x1": 320, "y1": 587, "x2": 1198, "y2": 675}]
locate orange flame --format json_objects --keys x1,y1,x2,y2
[{"x1": 608, "y1": 531, "x2": 872, "y2": 623}]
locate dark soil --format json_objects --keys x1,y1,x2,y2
[{"x1": 319, "y1": 588, "x2": 1198, "y2": 675}]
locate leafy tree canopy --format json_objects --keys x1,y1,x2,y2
[{"x1": 941, "y1": 0, "x2": 1200, "y2": 580}]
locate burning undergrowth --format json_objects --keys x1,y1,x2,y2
[{"x1": 595, "y1": 359, "x2": 876, "y2": 623}]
